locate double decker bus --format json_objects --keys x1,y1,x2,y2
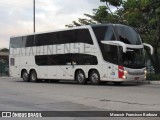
[{"x1": 9, "y1": 24, "x2": 153, "y2": 85}]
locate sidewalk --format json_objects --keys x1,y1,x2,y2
[
  {"x1": 147, "y1": 81, "x2": 160, "y2": 85},
  {"x1": 139, "y1": 80, "x2": 160, "y2": 85}
]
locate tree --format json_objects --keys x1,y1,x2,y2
[
  {"x1": 65, "y1": 6, "x2": 109, "y2": 27},
  {"x1": 65, "y1": 5, "x2": 126, "y2": 27},
  {"x1": 66, "y1": 0, "x2": 160, "y2": 74},
  {"x1": 122, "y1": 0, "x2": 160, "y2": 74},
  {"x1": 0, "y1": 48, "x2": 9, "y2": 52}
]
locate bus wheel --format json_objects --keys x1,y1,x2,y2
[
  {"x1": 22, "y1": 70, "x2": 29, "y2": 82},
  {"x1": 30, "y1": 70, "x2": 38, "y2": 82},
  {"x1": 75, "y1": 70, "x2": 87, "y2": 85},
  {"x1": 89, "y1": 70, "x2": 100, "y2": 85}
]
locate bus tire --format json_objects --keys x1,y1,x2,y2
[
  {"x1": 75, "y1": 70, "x2": 87, "y2": 85},
  {"x1": 22, "y1": 70, "x2": 29, "y2": 82},
  {"x1": 89, "y1": 70, "x2": 100, "y2": 85},
  {"x1": 30, "y1": 70, "x2": 38, "y2": 82}
]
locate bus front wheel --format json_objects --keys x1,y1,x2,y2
[
  {"x1": 75, "y1": 70, "x2": 87, "y2": 85},
  {"x1": 89, "y1": 70, "x2": 100, "y2": 85},
  {"x1": 30, "y1": 70, "x2": 38, "y2": 82}
]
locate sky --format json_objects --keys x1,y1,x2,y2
[{"x1": 0, "y1": 0, "x2": 106, "y2": 48}]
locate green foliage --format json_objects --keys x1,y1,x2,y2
[
  {"x1": 0, "y1": 48, "x2": 9, "y2": 52},
  {"x1": 147, "y1": 73, "x2": 160, "y2": 80},
  {"x1": 155, "y1": 7, "x2": 160, "y2": 15},
  {"x1": 66, "y1": 6, "x2": 111, "y2": 27},
  {"x1": 93, "y1": 6, "x2": 109, "y2": 22},
  {"x1": 66, "y1": 0, "x2": 160, "y2": 74},
  {"x1": 100, "y1": 0, "x2": 123, "y2": 7}
]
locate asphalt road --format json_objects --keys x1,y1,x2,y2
[{"x1": 0, "y1": 78, "x2": 160, "y2": 120}]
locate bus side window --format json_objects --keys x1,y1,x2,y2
[
  {"x1": 10, "y1": 37, "x2": 23, "y2": 48},
  {"x1": 59, "y1": 30, "x2": 76, "y2": 44},
  {"x1": 76, "y1": 29, "x2": 93, "y2": 44},
  {"x1": 10, "y1": 58, "x2": 15, "y2": 66}
]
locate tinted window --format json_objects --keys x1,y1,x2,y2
[
  {"x1": 35, "y1": 54, "x2": 98, "y2": 66},
  {"x1": 76, "y1": 29, "x2": 93, "y2": 44},
  {"x1": 35, "y1": 29, "x2": 93, "y2": 46},
  {"x1": 57, "y1": 29, "x2": 93, "y2": 45},
  {"x1": 35, "y1": 33, "x2": 57, "y2": 46},
  {"x1": 59, "y1": 30, "x2": 76, "y2": 44},
  {"x1": 114, "y1": 25, "x2": 141, "y2": 45},
  {"x1": 10, "y1": 36, "x2": 34, "y2": 48},
  {"x1": 24, "y1": 35, "x2": 34, "y2": 47},
  {"x1": 10, "y1": 29, "x2": 93, "y2": 48},
  {"x1": 100, "y1": 44, "x2": 119, "y2": 64},
  {"x1": 120, "y1": 48, "x2": 145, "y2": 69},
  {"x1": 72, "y1": 54, "x2": 97, "y2": 65},
  {"x1": 92, "y1": 26, "x2": 118, "y2": 64},
  {"x1": 10, "y1": 37, "x2": 23, "y2": 48},
  {"x1": 92, "y1": 26, "x2": 116, "y2": 42}
]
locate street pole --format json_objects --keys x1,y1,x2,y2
[{"x1": 33, "y1": 0, "x2": 35, "y2": 33}]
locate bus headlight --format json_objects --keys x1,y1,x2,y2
[
  {"x1": 124, "y1": 71, "x2": 128, "y2": 74},
  {"x1": 144, "y1": 70, "x2": 147, "y2": 74}
]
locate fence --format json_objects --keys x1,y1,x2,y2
[{"x1": 0, "y1": 61, "x2": 9, "y2": 77}]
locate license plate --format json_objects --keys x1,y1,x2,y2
[{"x1": 134, "y1": 77, "x2": 139, "y2": 80}]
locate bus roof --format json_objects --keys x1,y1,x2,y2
[{"x1": 11, "y1": 24, "x2": 130, "y2": 38}]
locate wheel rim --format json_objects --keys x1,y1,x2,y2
[
  {"x1": 31, "y1": 72, "x2": 37, "y2": 81},
  {"x1": 77, "y1": 73, "x2": 84, "y2": 82},
  {"x1": 91, "y1": 73, "x2": 99, "y2": 83},
  {"x1": 23, "y1": 72, "x2": 28, "y2": 81}
]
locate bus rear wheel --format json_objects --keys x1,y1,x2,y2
[
  {"x1": 89, "y1": 70, "x2": 100, "y2": 85},
  {"x1": 30, "y1": 70, "x2": 38, "y2": 82},
  {"x1": 22, "y1": 70, "x2": 29, "y2": 82},
  {"x1": 75, "y1": 70, "x2": 87, "y2": 85}
]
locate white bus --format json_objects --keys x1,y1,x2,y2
[{"x1": 9, "y1": 24, "x2": 153, "y2": 85}]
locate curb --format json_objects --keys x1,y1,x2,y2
[
  {"x1": 1, "y1": 77, "x2": 160, "y2": 85},
  {"x1": 0, "y1": 77, "x2": 11, "y2": 79},
  {"x1": 148, "y1": 81, "x2": 160, "y2": 85}
]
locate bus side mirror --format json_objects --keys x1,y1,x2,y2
[
  {"x1": 143, "y1": 43, "x2": 154, "y2": 55},
  {"x1": 101, "y1": 41, "x2": 127, "y2": 53}
]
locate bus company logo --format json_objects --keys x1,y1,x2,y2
[
  {"x1": 1, "y1": 112, "x2": 42, "y2": 118},
  {"x1": 11, "y1": 43, "x2": 92, "y2": 57},
  {"x1": 2, "y1": 112, "x2": 11, "y2": 117}
]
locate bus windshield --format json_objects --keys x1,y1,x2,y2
[
  {"x1": 114, "y1": 25, "x2": 145, "y2": 68},
  {"x1": 120, "y1": 48, "x2": 145, "y2": 69},
  {"x1": 114, "y1": 25, "x2": 142, "y2": 45},
  {"x1": 92, "y1": 24, "x2": 145, "y2": 68}
]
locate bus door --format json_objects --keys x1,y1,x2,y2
[{"x1": 10, "y1": 57, "x2": 20, "y2": 77}]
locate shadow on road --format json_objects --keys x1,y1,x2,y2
[{"x1": 13, "y1": 78, "x2": 146, "y2": 87}]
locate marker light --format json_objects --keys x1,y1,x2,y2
[{"x1": 144, "y1": 76, "x2": 147, "y2": 79}]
